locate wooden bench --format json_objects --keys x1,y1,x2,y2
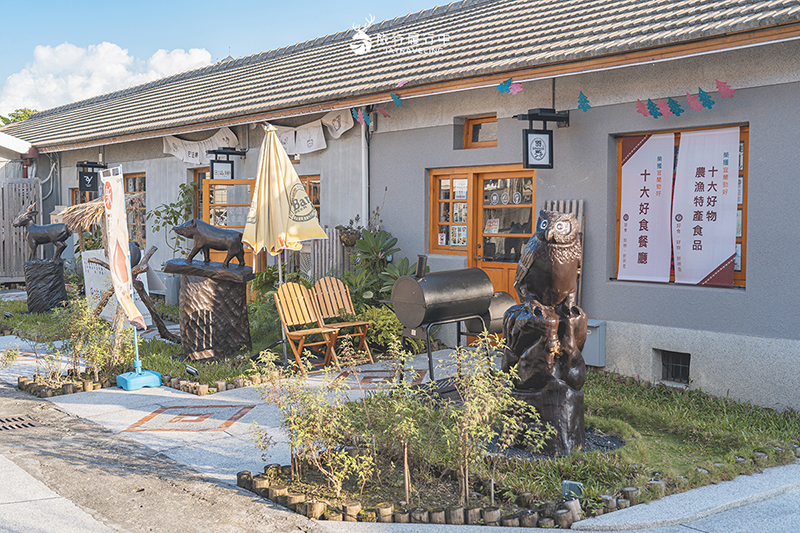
[
  {"x1": 274, "y1": 282, "x2": 339, "y2": 372},
  {"x1": 313, "y1": 276, "x2": 374, "y2": 364}
]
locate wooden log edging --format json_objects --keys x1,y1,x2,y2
[{"x1": 17, "y1": 374, "x2": 117, "y2": 398}]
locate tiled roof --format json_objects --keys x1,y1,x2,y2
[{"x1": 5, "y1": 0, "x2": 800, "y2": 150}]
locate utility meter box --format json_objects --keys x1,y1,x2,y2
[{"x1": 583, "y1": 319, "x2": 606, "y2": 367}]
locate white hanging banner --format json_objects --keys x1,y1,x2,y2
[
  {"x1": 617, "y1": 133, "x2": 675, "y2": 282},
  {"x1": 273, "y1": 125, "x2": 297, "y2": 155},
  {"x1": 99, "y1": 166, "x2": 146, "y2": 329},
  {"x1": 672, "y1": 128, "x2": 739, "y2": 286},
  {"x1": 162, "y1": 127, "x2": 239, "y2": 165},
  {"x1": 321, "y1": 109, "x2": 354, "y2": 139},
  {"x1": 294, "y1": 119, "x2": 327, "y2": 154}
]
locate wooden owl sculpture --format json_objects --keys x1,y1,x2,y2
[{"x1": 513, "y1": 210, "x2": 581, "y2": 310}]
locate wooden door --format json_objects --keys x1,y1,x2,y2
[{"x1": 471, "y1": 171, "x2": 536, "y2": 300}]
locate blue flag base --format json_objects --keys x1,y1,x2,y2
[{"x1": 117, "y1": 359, "x2": 161, "y2": 391}]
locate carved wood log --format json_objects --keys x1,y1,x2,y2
[
  {"x1": 376, "y1": 503, "x2": 394, "y2": 523},
  {"x1": 342, "y1": 501, "x2": 361, "y2": 522}
]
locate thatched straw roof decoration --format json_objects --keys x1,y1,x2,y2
[{"x1": 60, "y1": 193, "x2": 145, "y2": 233}]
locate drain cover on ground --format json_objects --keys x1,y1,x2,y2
[{"x1": 0, "y1": 416, "x2": 41, "y2": 431}]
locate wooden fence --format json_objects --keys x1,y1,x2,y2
[
  {"x1": 1, "y1": 177, "x2": 43, "y2": 283},
  {"x1": 285, "y1": 226, "x2": 353, "y2": 280},
  {"x1": 542, "y1": 199, "x2": 585, "y2": 306}
]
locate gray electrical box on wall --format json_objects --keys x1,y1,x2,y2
[{"x1": 583, "y1": 319, "x2": 606, "y2": 367}]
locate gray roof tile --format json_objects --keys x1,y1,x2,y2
[{"x1": 5, "y1": 0, "x2": 800, "y2": 148}]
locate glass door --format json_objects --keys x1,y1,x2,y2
[{"x1": 473, "y1": 172, "x2": 535, "y2": 300}]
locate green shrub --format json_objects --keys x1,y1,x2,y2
[{"x1": 358, "y1": 305, "x2": 424, "y2": 355}]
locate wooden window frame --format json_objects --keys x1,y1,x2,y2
[
  {"x1": 193, "y1": 167, "x2": 210, "y2": 218},
  {"x1": 299, "y1": 174, "x2": 321, "y2": 219},
  {"x1": 464, "y1": 115, "x2": 498, "y2": 149},
  {"x1": 124, "y1": 172, "x2": 147, "y2": 247},
  {"x1": 615, "y1": 125, "x2": 748, "y2": 287},
  {"x1": 428, "y1": 164, "x2": 534, "y2": 256},
  {"x1": 70, "y1": 187, "x2": 97, "y2": 205}
]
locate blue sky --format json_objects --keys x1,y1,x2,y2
[{"x1": 0, "y1": 0, "x2": 438, "y2": 116}]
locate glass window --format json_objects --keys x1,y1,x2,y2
[{"x1": 464, "y1": 115, "x2": 498, "y2": 149}]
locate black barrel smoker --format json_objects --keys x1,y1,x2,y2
[{"x1": 391, "y1": 256, "x2": 514, "y2": 380}]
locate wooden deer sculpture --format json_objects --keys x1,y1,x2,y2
[{"x1": 12, "y1": 204, "x2": 72, "y2": 260}]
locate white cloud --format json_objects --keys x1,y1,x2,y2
[{"x1": 0, "y1": 42, "x2": 211, "y2": 116}]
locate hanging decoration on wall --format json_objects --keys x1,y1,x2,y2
[
  {"x1": 633, "y1": 81, "x2": 733, "y2": 118},
  {"x1": 352, "y1": 107, "x2": 372, "y2": 126},
  {"x1": 686, "y1": 92, "x2": 704, "y2": 112},
  {"x1": 667, "y1": 97, "x2": 684, "y2": 116},
  {"x1": 497, "y1": 78, "x2": 523, "y2": 94},
  {"x1": 577, "y1": 91, "x2": 591, "y2": 112},
  {"x1": 375, "y1": 107, "x2": 391, "y2": 118},
  {"x1": 716, "y1": 79, "x2": 736, "y2": 98},
  {"x1": 396, "y1": 79, "x2": 410, "y2": 88},
  {"x1": 656, "y1": 98, "x2": 673, "y2": 118},
  {"x1": 390, "y1": 92, "x2": 403, "y2": 107}
]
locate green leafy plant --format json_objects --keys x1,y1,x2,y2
[
  {"x1": 146, "y1": 182, "x2": 196, "y2": 261},
  {"x1": 379, "y1": 256, "x2": 428, "y2": 295},
  {"x1": 353, "y1": 229, "x2": 400, "y2": 279},
  {"x1": 357, "y1": 305, "x2": 423, "y2": 355}
]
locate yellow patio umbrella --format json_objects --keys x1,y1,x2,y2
[
  {"x1": 243, "y1": 124, "x2": 327, "y2": 364},
  {"x1": 243, "y1": 124, "x2": 327, "y2": 257}
]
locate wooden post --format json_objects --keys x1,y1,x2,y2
[
  {"x1": 307, "y1": 501, "x2": 326, "y2": 520},
  {"x1": 554, "y1": 509, "x2": 573, "y2": 528},
  {"x1": 519, "y1": 510, "x2": 538, "y2": 527},
  {"x1": 465, "y1": 507, "x2": 482, "y2": 525},
  {"x1": 376, "y1": 503, "x2": 394, "y2": 523},
  {"x1": 267, "y1": 484, "x2": 287, "y2": 501},
  {"x1": 482, "y1": 507, "x2": 501, "y2": 526},
  {"x1": 538, "y1": 517, "x2": 555, "y2": 528},
  {"x1": 601, "y1": 494, "x2": 617, "y2": 512},
  {"x1": 429, "y1": 508, "x2": 445, "y2": 524},
  {"x1": 393, "y1": 511, "x2": 409, "y2": 523},
  {"x1": 622, "y1": 486, "x2": 641, "y2": 505},
  {"x1": 236, "y1": 471, "x2": 253, "y2": 492},
  {"x1": 342, "y1": 501, "x2": 361, "y2": 522},
  {"x1": 563, "y1": 498, "x2": 583, "y2": 523},
  {"x1": 251, "y1": 474, "x2": 270, "y2": 496},
  {"x1": 446, "y1": 506, "x2": 465, "y2": 525},
  {"x1": 410, "y1": 508, "x2": 429, "y2": 523}
]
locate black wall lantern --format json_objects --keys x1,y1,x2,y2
[
  {"x1": 76, "y1": 161, "x2": 107, "y2": 192},
  {"x1": 206, "y1": 147, "x2": 247, "y2": 180},
  {"x1": 514, "y1": 108, "x2": 569, "y2": 169}
]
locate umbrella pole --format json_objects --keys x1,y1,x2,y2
[{"x1": 278, "y1": 253, "x2": 288, "y2": 366}]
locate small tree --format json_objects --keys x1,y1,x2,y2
[
  {"x1": 439, "y1": 332, "x2": 554, "y2": 506},
  {"x1": 146, "y1": 182, "x2": 196, "y2": 262},
  {"x1": 0, "y1": 107, "x2": 37, "y2": 125}
]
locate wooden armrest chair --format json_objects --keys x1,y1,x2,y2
[
  {"x1": 274, "y1": 282, "x2": 339, "y2": 372},
  {"x1": 313, "y1": 276, "x2": 374, "y2": 364}
]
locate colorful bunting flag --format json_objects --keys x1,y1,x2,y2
[
  {"x1": 716, "y1": 80, "x2": 736, "y2": 98},
  {"x1": 375, "y1": 107, "x2": 391, "y2": 118},
  {"x1": 497, "y1": 78, "x2": 512, "y2": 93},
  {"x1": 686, "y1": 92, "x2": 704, "y2": 112},
  {"x1": 656, "y1": 98, "x2": 673, "y2": 118},
  {"x1": 509, "y1": 82, "x2": 523, "y2": 95},
  {"x1": 698, "y1": 88, "x2": 715, "y2": 109},
  {"x1": 396, "y1": 79, "x2": 410, "y2": 88},
  {"x1": 646, "y1": 99, "x2": 662, "y2": 118},
  {"x1": 636, "y1": 99, "x2": 650, "y2": 117},
  {"x1": 667, "y1": 97, "x2": 684, "y2": 117},
  {"x1": 578, "y1": 91, "x2": 591, "y2": 112},
  {"x1": 390, "y1": 92, "x2": 402, "y2": 107}
]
